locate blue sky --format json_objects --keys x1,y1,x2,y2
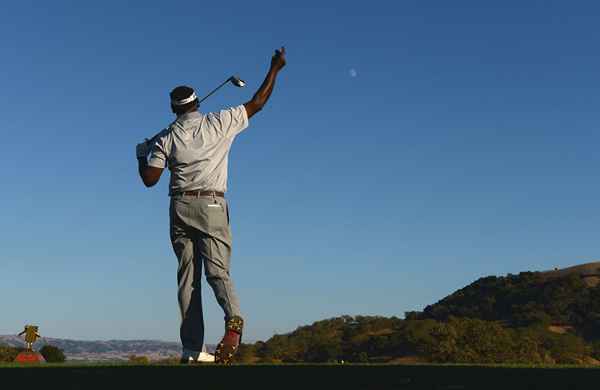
[{"x1": 1, "y1": 1, "x2": 599, "y2": 343}]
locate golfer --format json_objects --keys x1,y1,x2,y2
[{"x1": 136, "y1": 47, "x2": 286, "y2": 364}]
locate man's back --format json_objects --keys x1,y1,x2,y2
[{"x1": 147, "y1": 106, "x2": 248, "y2": 195}]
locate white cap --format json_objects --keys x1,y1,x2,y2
[{"x1": 171, "y1": 91, "x2": 198, "y2": 106}]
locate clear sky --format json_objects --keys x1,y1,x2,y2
[{"x1": 1, "y1": 1, "x2": 599, "y2": 343}]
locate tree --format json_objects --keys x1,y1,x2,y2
[
  {"x1": 233, "y1": 343, "x2": 257, "y2": 363},
  {"x1": 39, "y1": 345, "x2": 66, "y2": 363},
  {"x1": 0, "y1": 344, "x2": 24, "y2": 362},
  {"x1": 425, "y1": 317, "x2": 518, "y2": 363}
]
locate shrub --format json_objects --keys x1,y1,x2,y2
[
  {"x1": 0, "y1": 344, "x2": 24, "y2": 362},
  {"x1": 39, "y1": 345, "x2": 66, "y2": 363}
]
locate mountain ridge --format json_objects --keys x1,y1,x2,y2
[{"x1": 412, "y1": 260, "x2": 600, "y2": 335}]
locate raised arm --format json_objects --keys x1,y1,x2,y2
[{"x1": 244, "y1": 47, "x2": 286, "y2": 119}]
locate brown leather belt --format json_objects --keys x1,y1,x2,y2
[{"x1": 180, "y1": 190, "x2": 225, "y2": 198}]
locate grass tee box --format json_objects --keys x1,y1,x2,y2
[{"x1": 3, "y1": 364, "x2": 600, "y2": 390}]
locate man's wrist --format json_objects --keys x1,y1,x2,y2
[{"x1": 269, "y1": 64, "x2": 280, "y2": 74}]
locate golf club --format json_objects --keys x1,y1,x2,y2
[
  {"x1": 144, "y1": 75, "x2": 246, "y2": 145},
  {"x1": 198, "y1": 75, "x2": 246, "y2": 103}
]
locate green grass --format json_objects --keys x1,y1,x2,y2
[
  {"x1": 3, "y1": 363, "x2": 600, "y2": 389},
  {"x1": 3, "y1": 361, "x2": 600, "y2": 368}
]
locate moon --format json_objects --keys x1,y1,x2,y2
[{"x1": 349, "y1": 68, "x2": 358, "y2": 78}]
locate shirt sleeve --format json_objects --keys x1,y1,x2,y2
[
  {"x1": 217, "y1": 105, "x2": 249, "y2": 138},
  {"x1": 147, "y1": 129, "x2": 170, "y2": 169}
]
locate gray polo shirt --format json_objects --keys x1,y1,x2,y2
[{"x1": 147, "y1": 105, "x2": 249, "y2": 195}]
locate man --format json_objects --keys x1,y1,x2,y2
[{"x1": 136, "y1": 47, "x2": 286, "y2": 364}]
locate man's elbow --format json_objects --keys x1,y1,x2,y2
[
  {"x1": 252, "y1": 104, "x2": 264, "y2": 116},
  {"x1": 142, "y1": 175, "x2": 159, "y2": 187},
  {"x1": 139, "y1": 165, "x2": 163, "y2": 188}
]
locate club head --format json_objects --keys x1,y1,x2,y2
[{"x1": 230, "y1": 76, "x2": 246, "y2": 88}]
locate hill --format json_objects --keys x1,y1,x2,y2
[
  {"x1": 234, "y1": 262, "x2": 600, "y2": 365},
  {"x1": 411, "y1": 261, "x2": 600, "y2": 338}
]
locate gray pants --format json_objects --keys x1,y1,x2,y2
[{"x1": 170, "y1": 195, "x2": 241, "y2": 352}]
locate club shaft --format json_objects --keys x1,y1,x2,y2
[{"x1": 198, "y1": 77, "x2": 232, "y2": 104}]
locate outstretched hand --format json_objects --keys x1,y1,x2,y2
[
  {"x1": 244, "y1": 46, "x2": 286, "y2": 119},
  {"x1": 271, "y1": 46, "x2": 286, "y2": 71}
]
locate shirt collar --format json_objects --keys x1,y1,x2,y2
[{"x1": 176, "y1": 110, "x2": 202, "y2": 123}]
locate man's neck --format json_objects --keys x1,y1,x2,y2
[{"x1": 176, "y1": 109, "x2": 199, "y2": 118}]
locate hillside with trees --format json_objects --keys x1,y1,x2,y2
[
  {"x1": 411, "y1": 265, "x2": 600, "y2": 339},
  {"x1": 234, "y1": 262, "x2": 600, "y2": 364}
]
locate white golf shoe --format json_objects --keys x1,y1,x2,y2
[
  {"x1": 196, "y1": 352, "x2": 215, "y2": 363},
  {"x1": 181, "y1": 348, "x2": 214, "y2": 364}
]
